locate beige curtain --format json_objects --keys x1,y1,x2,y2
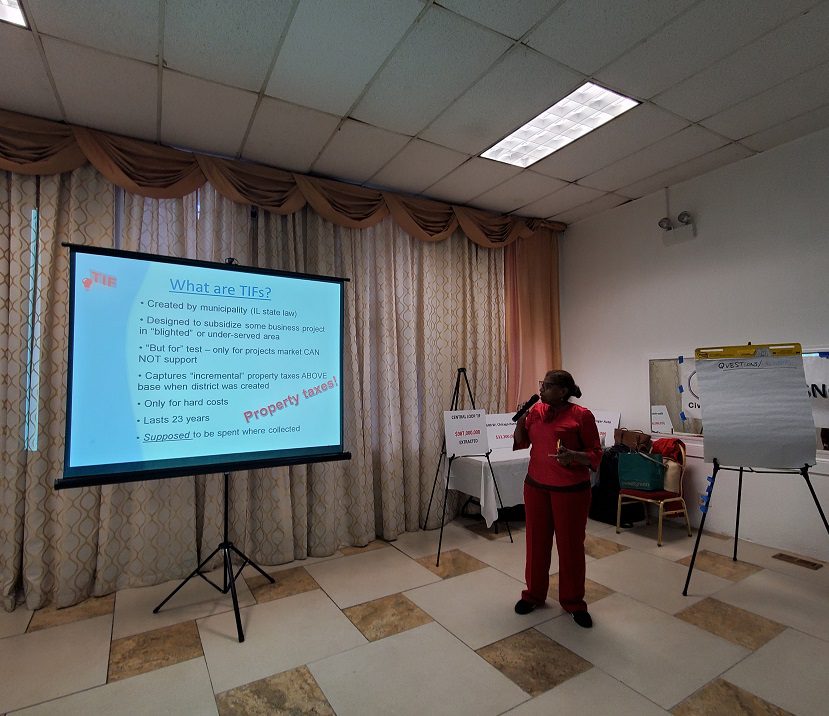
[{"x1": 2, "y1": 175, "x2": 508, "y2": 611}]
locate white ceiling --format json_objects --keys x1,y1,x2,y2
[{"x1": 2, "y1": 0, "x2": 829, "y2": 225}]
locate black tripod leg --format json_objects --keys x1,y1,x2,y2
[
  {"x1": 485, "y1": 453, "x2": 512, "y2": 543},
  {"x1": 423, "y1": 451, "x2": 446, "y2": 529},
  {"x1": 436, "y1": 456, "x2": 455, "y2": 567},
  {"x1": 153, "y1": 544, "x2": 222, "y2": 613},
  {"x1": 683, "y1": 463, "x2": 719, "y2": 596},
  {"x1": 802, "y1": 466, "x2": 829, "y2": 536},
  {"x1": 228, "y1": 544, "x2": 275, "y2": 583},
  {"x1": 733, "y1": 466, "x2": 744, "y2": 561},
  {"x1": 224, "y1": 545, "x2": 245, "y2": 643}
]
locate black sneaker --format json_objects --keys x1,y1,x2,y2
[
  {"x1": 514, "y1": 599, "x2": 536, "y2": 615},
  {"x1": 573, "y1": 610, "x2": 592, "y2": 628}
]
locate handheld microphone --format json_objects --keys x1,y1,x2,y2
[{"x1": 512, "y1": 394, "x2": 540, "y2": 422}]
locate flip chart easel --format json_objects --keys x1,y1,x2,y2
[{"x1": 683, "y1": 343, "x2": 829, "y2": 594}]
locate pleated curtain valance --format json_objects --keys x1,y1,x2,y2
[{"x1": 0, "y1": 109, "x2": 564, "y2": 247}]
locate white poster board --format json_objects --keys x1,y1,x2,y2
[
  {"x1": 697, "y1": 344, "x2": 816, "y2": 469},
  {"x1": 444, "y1": 410, "x2": 489, "y2": 457},
  {"x1": 485, "y1": 413, "x2": 515, "y2": 450},
  {"x1": 678, "y1": 355, "x2": 702, "y2": 419},
  {"x1": 650, "y1": 405, "x2": 673, "y2": 434},
  {"x1": 592, "y1": 410, "x2": 620, "y2": 448}
]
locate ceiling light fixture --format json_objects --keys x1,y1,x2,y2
[
  {"x1": 0, "y1": 0, "x2": 27, "y2": 27},
  {"x1": 480, "y1": 82, "x2": 639, "y2": 168}
]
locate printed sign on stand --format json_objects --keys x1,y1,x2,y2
[
  {"x1": 444, "y1": 410, "x2": 489, "y2": 457},
  {"x1": 592, "y1": 411, "x2": 621, "y2": 448},
  {"x1": 485, "y1": 413, "x2": 515, "y2": 450},
  {"x1": 650, "y1": 405, "x2": 674, "y2": 434}
]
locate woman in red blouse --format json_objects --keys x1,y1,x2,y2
[{"x1": 513, "y1": 369, "x2": 602, "y2": 628}]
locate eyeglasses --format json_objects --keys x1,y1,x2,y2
[{"x1": 538, "y1": 381, "x2": 558, "y2": 391}]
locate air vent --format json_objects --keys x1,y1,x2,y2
[{"x1": 772, "y1": 553, "x2": 823, "y2": 570}]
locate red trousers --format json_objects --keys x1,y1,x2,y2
[{"x1": 521, "y1": 480, "x2": 591, "y2": 613}]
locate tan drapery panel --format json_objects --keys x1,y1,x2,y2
[
  {"x1": 505, "y1": 227, "x2": 561, "y2": 409},
  {"x1": 0, "y1": 109, "x2": 564, "y2": 246}
]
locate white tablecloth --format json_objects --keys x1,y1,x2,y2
[{"x1": 447, "y1": 448, "x2": 530, "y2": 527}]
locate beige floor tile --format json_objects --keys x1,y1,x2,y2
[
  {"x1": 0, "y1": 605, "x2": 32, "y2": 638},
  {"x1": 676, "y1": 550, "x2": 763, "y2": 581},
  {"x1": 198, "y1": 589, "x2": 365, "y2": 694},
  {"x1": 108, "y1": 620, "x2": 203, "y2": 682},
  {"x1": 113, "y1": 567, "x2": 255, "y2": 639},
  {"x1": 477, "y1": 628, "x2": 591, "y2": 696},
  {"x1": 389, "y1": 521, "x2": 490, "y2": 560},
  {"x1": 305, "y1": 544, "x2": 440, "y2": 608},
  {"x1": 405, "y1": 567, "x2": 558, "y2": 650},
  {"x1": 585, "y1": 533, "x2": 628, "y2": 559},
  {"x1": 462, "y1": 517, "x2": 525, "y2": 541},
  {"x1": 506, "y1": 667, "x2": 671, "y2": 715},
  {"x1": 11, "y1": 658, "x2": 218, "y2": 716},
  {"x1": 339, "y1": 539, "x2": 389, "y2": 556},
  {"x1": 416, "y1": 548, "x2": 487, "y2": 578},
  {"x1": 343, "y1": 593, "x2": 432, "y2": 641},
  {"x1": 675, "y1": 598, "x2": 786, "y2": 651},
  {"x1": 309, "y1": 622, "x2": 528, "y2": 716},
  {"x1": 723, "y1": 629, "x2": 829, "y2": 716},
  {"x1": 27, "y1": 594, "x2": 115, "y2": 633},
  {"x1": 215, "y1": 665, "x2": 334, "y2": 716},
  {"x1": 456, "y1": 530, "x2": 530, "y2": 581},
  {"x1": 245, "y1": 566, "x2": 319, "y2": 604},
  {"x1": 0, "y1": 614, "x2": 111, "y2": 713},
  {"x1": 537, "y1": 593, "x2": 748, "y2": 710},
  {"x1": 672, "y1": 678, "x2": 794, "y2": 716},
  {"x1": 240, "y1": 552, "x2": 342, "y2": 581}
]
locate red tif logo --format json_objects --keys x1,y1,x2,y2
[{"x1": 82, "y1": 271, "x2": 117, "y2": 290}]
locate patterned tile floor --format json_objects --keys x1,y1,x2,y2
[{"x1": 1, "y1": 516, "x2": 828, "y2": 715}]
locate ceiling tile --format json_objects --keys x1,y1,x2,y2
[
  {"x1": 531, "y1": 103, "x2": 689, "y2": 182},
  {"x1": 164, "y1": 0, "x2": 293, "y2": 91},
  {"x1": 553, "y1": 193, "x2": 629, "y2": 225},
  {"x1": 654, "y1": 2, "x2": 829, "y2": 121},
  {"x1": 266, "y1": 0, "x2": 422, "y2": 116},
  {"x1": 243, "y1": 97, "x2": 340, "y2": 174},
  {"x1": 369, "y1": 140, "x2": 469, "y2": 195},
  {"x1": 438, "y1": 0, "x2": 555, "y2": 39},
  {"x1": 700, "y1": 61, "x2": 829, "y2": 140},
  {"x1": 596, "y1": 0, "x2": 819, "y2": 99},
  {"x1": 161, "y1": 71, "x2": 257, "y2": 157},
  {"x1": 351, "y1": 5, "x2": 512, "y2": 135},
  {"x1": 741, "y1": 105, "x2": 829, "y2": 152},
  {"x1": 26, "y1": 0, "x2": 158, "y2": 63},
  {"x1": 42, "y1": 38, "x2": 157, "y2": 141},
  {"x1": 527, "y1": 0, "x2": 696, "y2": 75},
  {"x1": 578, "y1": 125, "x2": 728, "y2": 192},
  {"x1": 470, "y1": 171, "x2": 566, "y2": 214},
  {"x1": 618, "y1": 143, "x2": 754, "y2": 198},
  {"x1": 0, "y1": 24, "x2": 61, "y2": 119},
  {"x1": 420, "y1": 45, "x2": 582, "y2": 155},
  {"x1": 312, "y1": 119, "x2": 410, "y2": 183},
  {"x1": 516, "y1": 184, "x2": 606, "y2": 218},
  {"x1": 424, "y1": 157, "x2": 521, "y2": 205}
]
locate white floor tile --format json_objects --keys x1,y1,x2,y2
[
  {"x1": 503, "y1": 667, "x2": 670, "y2": 715},
  {"x1": 405, "y1": 567, "x2": 558, "y2": 649},
  {"x1": 0, "y1": 614, "x2": 111, "y2": 713},
  {"x1": 714, "y1": 569, "x2": 829, "y2": 640},
  {"x1": 457, "y1": 531, "x2": 530, "y2": 581},
  {"x1": 537, "y1": 593, "x2": 748, "y2": 709},
  {"x1": 113, "y1": 567, "x2": 255, "y2": 639},
  {"x1": 305, "y1": 545, "x2": 439, "y2": 608},
  {"x1": 0, "y1": 605, "x2": 32, "y2": 638},
  {"x1": 723, "y1": 629, "x2": 829, "y2": 716},
  {"x1": 390, "y1": 521, "x2": 488, "y2": 559},
  {"x1": 610, "y1": 522, "x2": 695, "y2": 561},
  {"x1": 9, "y1": 658, "x2": 218, "y2": 716},
  {"x1": 586, "y1": 518, "x2": 618, "y2": 536},
  {"x1": 586, "y1": 549, "x2": 731, "y2": 614},
  {"x1": 309, "y1": 621, "x2": 528, "y2": 716},
  {"x1": 198, "y1": 589, "x2": 366, "y2": 693},
  {"x1": 240, "y1": 551, "x2": 342, "y2": 579}
]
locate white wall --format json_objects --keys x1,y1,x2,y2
[{"x1": 560, "y1": 127, "x2": 829, "y2": 560}]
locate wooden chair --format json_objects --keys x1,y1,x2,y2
[{"x1": 616, "y1": 442, "x2": 691, "y2": 546}]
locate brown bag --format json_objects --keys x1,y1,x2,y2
[{"x1": 614, "y1": 428, "x2": 652, "y2": 452}]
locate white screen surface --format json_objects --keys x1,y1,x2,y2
[{"x1": 62, "y1": 247, "x2": 347, "y2": 486}]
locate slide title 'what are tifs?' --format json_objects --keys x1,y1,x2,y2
[{"x1": 169, "y1": 278, "x2": 271, "y2": 299}]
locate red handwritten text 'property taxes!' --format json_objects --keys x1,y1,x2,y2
[{"x1": 242, "y1": 376, "x2": 338, "y2": 423}]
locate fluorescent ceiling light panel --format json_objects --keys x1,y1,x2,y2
[
  {"x1": 0, "y1": 0, "x2": 27, "y2": 27},
  {"x1": 481, "y1": 82, "x2": 638, "y2": 167}
]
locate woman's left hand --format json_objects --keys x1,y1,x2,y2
[{"x1": 556, "y1": 446, "x2": 576, "y2": 467}]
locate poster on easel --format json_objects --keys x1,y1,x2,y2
[
  {"x1": 444, "y1": 410, "x2": 489, "y2": 457},
  {"x1": 696, "y1": 343, "x2": 816, "y2": 469}
]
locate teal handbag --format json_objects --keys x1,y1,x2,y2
[{"x1": 618, "y1": 452, "x2": 664, "y2": 491}]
